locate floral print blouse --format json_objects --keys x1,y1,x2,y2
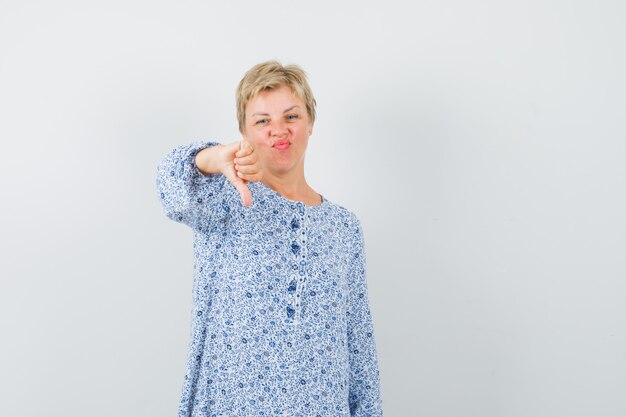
[{"x1": 156, "y1": 140, "x2": 383, "y2": 416}]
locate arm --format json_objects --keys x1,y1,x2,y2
[
  {"x1": 347, "y1": 216, "x2": 384, "y2": 416},
  {"x1": 156, "y1": 140, "x2": 227, "y2": 232}
]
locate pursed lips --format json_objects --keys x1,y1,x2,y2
[{"x1": 273, "y1": 140, "x2": 290, "y2": 148}]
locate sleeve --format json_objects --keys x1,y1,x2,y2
[
  {"x1": 156, "y1": 140, "x2": 227, "y2": 232},
  {"x1": 346, "y1": 215, "x2": 384, "y2": 416}
]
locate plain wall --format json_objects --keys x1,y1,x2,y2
[{"x1": 1, "y1": 0, "x2": 624, "y2": 416}]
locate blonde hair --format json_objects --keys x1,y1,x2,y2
[{"x1": 236, "y1": 60, "x2": 317, "y2": 134}]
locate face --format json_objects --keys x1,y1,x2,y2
[{"x1": 243, "y1": 85, "x2": 313, "y2": 177}]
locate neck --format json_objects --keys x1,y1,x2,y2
[{"x1": 261, "y1": 173, "x2": 310, "y2": 201}]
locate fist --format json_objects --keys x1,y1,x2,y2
[{"x1": 218, "y1": 140, "x2": 263, "y2": 207}]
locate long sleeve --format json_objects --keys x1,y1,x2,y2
[
  {"x1": 156, "y1": 140, "x2": 227, "y2": 232},
  {"x1": 346, "y1": 216, "x2": 383, "y2": 416}
]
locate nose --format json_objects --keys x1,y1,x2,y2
[
  {"x1": 271, "y1": 121, "x2": 288, "y2": 137},
  {"x1": 272, "y1": 128, "x2": 287, "y2": 137}
]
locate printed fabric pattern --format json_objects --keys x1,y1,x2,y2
[{"x1": 156, "y1": 140, "x2": 383, "y2": 417}]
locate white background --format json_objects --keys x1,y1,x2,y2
[{"x1": 1, "y1": 1, "x2": 625, "y2": 416}]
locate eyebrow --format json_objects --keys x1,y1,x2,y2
[{"x1": 252, "y1": 105, "x2": 300, "y2": 117}]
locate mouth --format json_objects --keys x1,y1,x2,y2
[{"x1": 273, "y1": 140, "x2": 291, "y2": 150}]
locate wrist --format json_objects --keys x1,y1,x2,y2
[{"x1": 195, "y1": 144, "x2": 224, "y2": 176}]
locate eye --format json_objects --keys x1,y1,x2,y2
[
  {"x1": 287, "y1": 114, "x2": 299, "y2": 121},
  {"x1": 255, "y1": 119, "x2": 268, "y2": 125}
]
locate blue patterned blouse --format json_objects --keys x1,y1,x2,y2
[{"x1": 156, "y1": 141, "x2": 383, "y2": 417}]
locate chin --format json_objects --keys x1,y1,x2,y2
[{"x1": 270, "y1": 160, "x2": 297, "y2": 174}]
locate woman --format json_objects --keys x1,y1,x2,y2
[{"x1": 156, "y1": 60, "x2": 383, "y2": 417}]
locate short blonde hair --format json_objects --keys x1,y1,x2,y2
[{"x1": 236, "y1": 60, "x2": 317, "y2": 134}]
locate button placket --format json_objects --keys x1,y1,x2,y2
[{"x1": 291, "y1": 202, "x2": 309, "y2": 324}]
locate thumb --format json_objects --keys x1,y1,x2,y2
[
  {"x1": 222, "y1": 167, "x2": 252, "y2": 207},
  {"x1": 220, "y1": 139, "x2": 254, "y2": 207},
  {"x1": 232, "y1": 176, "x2": 253, "y2": 207}
]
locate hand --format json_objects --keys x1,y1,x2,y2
[{"x1": 218, "y1": 140, "x2": 263, "y2": 207}]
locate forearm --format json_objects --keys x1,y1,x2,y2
[
  {"x1": 156, "y1": 140, "x2": 226, "y2": 230},
  {"x1": 347, "y1": 215, "x2": 384, "y2": 416},
  {"x1": 195, "y1": 144, "x2": 225, "y2": 176}
]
